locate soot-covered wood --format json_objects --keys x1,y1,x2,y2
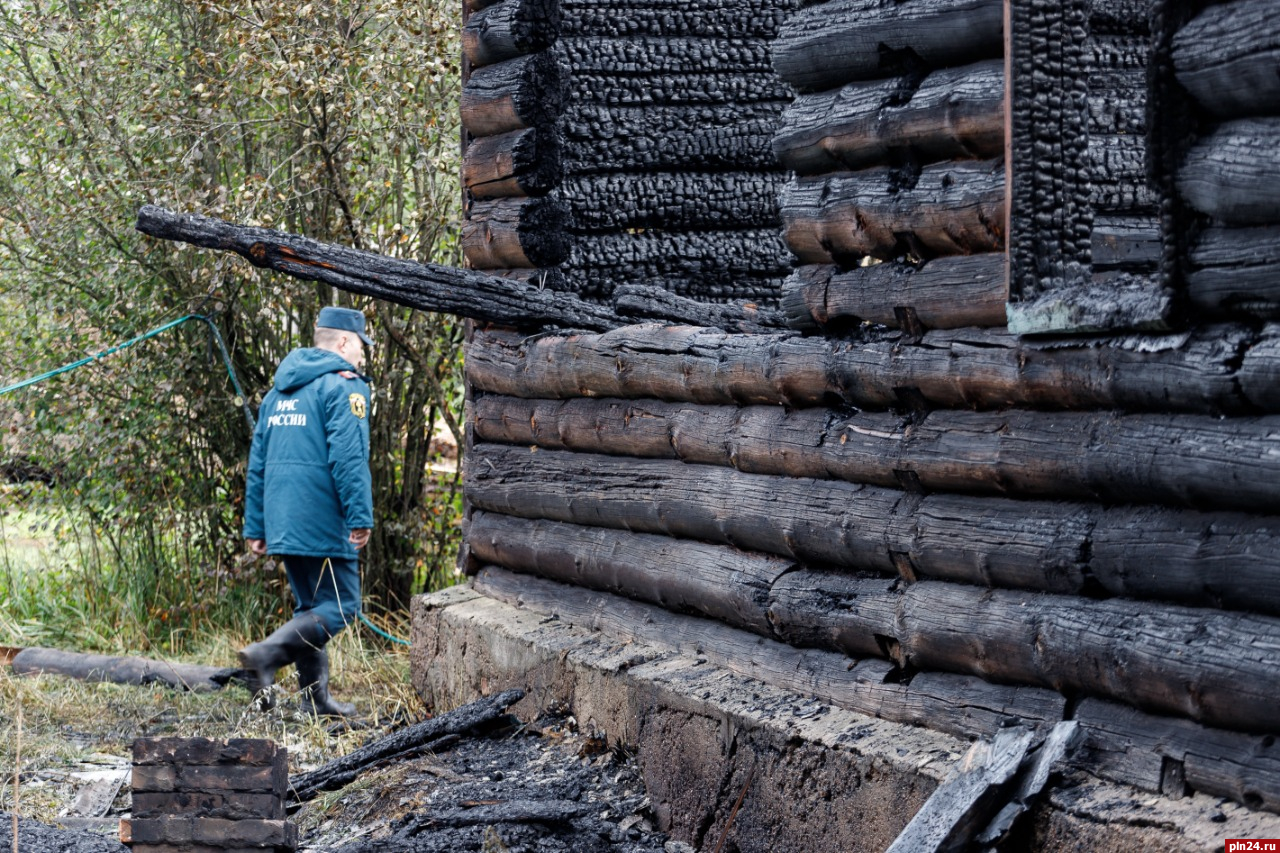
[
  {"x1": 473, "y1": 566, "x2": 1067, "y2": 739},
  {"x1": 565, "y1": 72, "x2": 794, "y2": 106},
  {"x1": 1189, "y1": 226, "x2": 1280, "y2": 318},
  {"x1": 461, "y1": 197, "x2": 572, "y2": 269},
  {"x1": 462, "y1": 127, "x2": 562, "y2": 199},
  {"x1": 466, "y1": 443, "x2": 1280, "y2": 615},
  {"x1": 781, "y1": 255, "x2": 1008, "y2": 331},
  {"x1": 554, "y1": 36, "x2": 774, "y2": 75},
  {"x1": 557, "y1": 172, "x2": 783, "y2": 231},
  {"x1": 461, "y1": 53, "x2": 565, "y2": 137},
  {"x1": 134, "y1": 206, "x2": 625, "y2": 332},
  {"x1": 1179, "y1": 119, "x2": 1280, "y2": 224},
  {"x1": 768, "y1": 572, "x2": 1280, "y2": 733},
  {"x1": 1173, "y1": 0, "x2": 1280, "y2": 119},
  {"x1": 781, "y1": 159, "x2": 1006, "y2": 264},
  {"x1": 465, "y1": 323, "x2": 1280, "y2": 415},
  {"x1": 471, "y1": 394, "x2": 1280, "y2": 512},
  {"x1": 559, "y1": 0, "x2": 795, "y2": 39},
  {"x1": 772, "y1": 0, "x2": 1004, "y2": 93},
  {"x1": 462, "y1": 0, "x2": 561, "y2": 68},
  {"x1": 773, "y1": 61, "x2": 1005, "y2": 175},
  {"x1": 612, "y1": 285, "x2": 787, "y2": 333}
]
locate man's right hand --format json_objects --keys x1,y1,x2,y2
[{"x1": 247, "y1": 538, "x2": 267, "y2": 556}]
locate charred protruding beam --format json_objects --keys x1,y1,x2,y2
[
  {"x1": 559, "y1": 0, "x2": 794, "y2": 39},
  {"x1": 465, "y1": 323, "x2": 1280, "y2": 415},
  {"x1": 467, "y1": 443, "x2": 1280, "y2": 615},
  {"x1": 1189, "y1": 226, "x2": 1280, "y2": 319},
  {"x1": 613, "y1": 285, "x2": 786, "y2": 333},
  {"x1": 781, "y1": 255, "x2": 1008, "y2": 331},
  {"x1": 773, "y1": 0, "x2": 1004, "y2": 93},
  {"x1": 462, "y1": 0, "x2": 561, "y2": 68},
  {"x1": 1173, "y1": 0, "x2": 1280, "y2": 119},
  {"x1": 781, "y1": 160, "x2": 1006, "y2": 264},
  {"x1": 555, "y1": 36, "x2": 774, "y2": 74},
  {"x1": 461, "y1": 197, "x2": 572, "y2": 269},
  {"x1": 135, "y1": 206, "x2": 623, "y2": 331},
  {"x1": 559, "y1": 103, "x2": 785, "y2": 173},
  {"x1": 557, "y1": 172, "x2": 782, "y2": 231},
  {"x1": 1179, "y1": 119, "x2": 1280, "y2": 225},
  {"x1": 773, "y1": 61, "x2": 1005, "y2": 175},
  {"x1": 472, "y1": 395, "x2": 1280, "y2": 512},
  {"x1": 473, "y1": 566, "x2": 1067, "y2": 740},
  {"x1": 463, "y1": 127, "x2": 562, "y2": 199},
  {"x1": 769, "y1": 571, "x2": 1280, "y2": 733},
  {"x1": 462, "y1": 53, "x2": 566, "y2": 138},
  {"x1": 566, "y1": 72, "x2": 794, "y2": 107}
]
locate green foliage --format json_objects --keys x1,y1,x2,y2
[{"x1": 0, "y1": 0, "x2": 466, "y2": 651}]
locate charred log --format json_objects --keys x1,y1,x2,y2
[
  {"x1": 463, "y1": 127, "x2": 562, "y2": 199},
  {"x1": 462, "y1": 53, "x2": 566, "y2": 138},
  {"x1": 461, "y1": 197, "x2": 572, "y2": 269},
  {"x1": 1188, "y1": 226, "x2": 1280, "y2": 319},
  {"x1": 1173, "y1": 0, "x2": 1280, "y2": 119},
  {"x1": 565, "y1": 72, "x2": 794, "y2": 107},
  {"x1": 559, "y1": 0, "x2": 794, "y2": 39},
  {"x1": 612, "y1": 285, "x2": 787, "y2": 333},
  {"x1": 557, "y1": 172, "x2": 783, "y2": 231},
  {"x1": 462, "y1": 0, "x2": 561, "y2": 68},
  {"x1": 554, "y1": 36, "x2": 774, "y2": 74},
  {"x1": 1179, "y1": 118, "x2": 1280, "y2": 224}
]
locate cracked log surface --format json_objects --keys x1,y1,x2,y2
[
  {"x1": 471, "y1": 395, "x2": 1280, "y2": 513},
  {"x1": 1173, "y1": 0, "x2": 1280, "y2": 119},
  {"x1": 461, "y1": 197, "x2": 572, "y2": 269},
  {"x1": 462, "y1": 127, "x2": 561, "y2": 199},
  {"x1": 1179, "y1": 119, "x2": 1280, "y2": 225},
  {"x1": 559, "y1": 0, "x2": 795, "y2": 39},
  {"x1": 554, "y1": 36, "x2": 774, "y2": 75},
  {"x1": 1189, "y1": 225, "x2": 1280, "y2": 318},
  {"x1": 461, "y1": 53, "x2": 565, "y2": 138},
  {"x1": 612, "y1": 285, "x2": 786, "y2": 333},
  {"x1": 465, "y1": 324, "x2": 1280, "y2": 415},
  {"x1": 557, "y1": 172, "x2": 783, "y2": 231},
  {"x1": 564, "y1": 72, "x2": 794, "y2": 106},
  {"x1": 466, "y1": 443, "x2": 1280, "y2": 615},
  {"x1": 473, "y1": 565, "x2": 1066, "y2": 740},
  {"x1": 781, "y1": 159, "x2": 1006, "y2": 264},
  {"x1": 462, "y1": 0, "x2": 561, "y2": 68},
  {"x1": 134, "y1": 206, "x2": 624, "y2": 332}
]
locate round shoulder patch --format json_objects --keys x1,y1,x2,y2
[{"x1": 349, "y1": 393, "x2": 367, "y2": 419}]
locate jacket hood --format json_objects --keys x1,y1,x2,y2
[{"x1": 273, "y1": 348, "x2": 360, "y2": 393}]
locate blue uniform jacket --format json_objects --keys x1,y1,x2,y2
[{"x1": 242, "y1": 348, "x2": 373, "y2": 558}]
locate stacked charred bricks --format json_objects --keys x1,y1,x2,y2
[{"x1": 122, "y1": 738, "x2": 296, "y2": 853}]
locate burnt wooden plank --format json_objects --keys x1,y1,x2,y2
[
  {"x1": 462, "y1": 53, "x2": 565, "y2": 138},
  {"x1": 473, "y1": 565, "x2": 1066, "y2": 739},
  {"x1": 1179, "y1": 119, "x2": 1280, "y2": 224},
  {"x1": 557, "y1": 172, "x2": 783, "y2": 232},
  {"x1": 466, "y1": 443, "x2": 1280, "y2": 615},
  {"x1": 135, "y1": 206, "x2": 625, "y2": 332},
  {"x1": 612, "y1": 285, "x2": 786, "y2": 333},
  {"x1": 555, "y1": 36, "x2": 774, "y2": 74},
  {"x1": 781, "y1": 255, "x2": 1008, "y2": 332},
  {"x1": 465, "y1": 323, "x2": 1278, "y2": 416},
  {"x1": 773, "y1": 61, "x2": 1005, "y2": 175},
  {"x1": 461, "y1": 197, "x2": 571, "y2": 269},
  {"x1": 462, "y1": 0, "x2": 561, "y2": 68},
  {"x1": 1174, "y1": 0, "x2": 1280, "y2": 119},
  {"x1": 772, "y1": 0, "x2": 1004, "y2": 93},
  {"x1": 471, "y1": 395, "x2": 1280, "y2": 512},
  {"x1": 467, "y1": 511, "x2": 791, "y2": 635},
  {"x1": 781, "y1": 159, "x2": 1006, "y2": 264},
  {"x1": 559, "y1": 0, "x2": 794, "y2": 39},
  {"x1": 975, "y1": 722, "x2": 1082, "y2": 847},
  {"x1": 463, "y1": 126, "x2": 561, "y2": 199}
]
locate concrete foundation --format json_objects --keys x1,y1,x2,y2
[{"x1": 411, "y1": 585, "x2": 1280, "y2": 853}]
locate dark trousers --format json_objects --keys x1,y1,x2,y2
[{"x1": 281, "y1": 555, "x2": 361, "y2": 639}]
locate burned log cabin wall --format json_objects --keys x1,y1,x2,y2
[
  {"x1": 460, "y1": 0, "x2": 798, "y2": 309},
  {"x1": 456, "y1": 0, "x2": 1280, "y2": 822}
]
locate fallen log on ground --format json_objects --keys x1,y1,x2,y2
[
  {"x1": 472, "y1": 395, "x2": 1280, "y2": 512},
  {"x1": 473, "y1": 566, "x2": 1067, "y2": 739},
  {"x1": 135, "y1": 206, "x2": 625, "y2": 332},
  {"x1": 10, "y1": 647, "x2": 243, "y2": 692},
  {"x1": 465, "y1": 323, "x2": 1280, "y2": 415},
  {"x1": 288, "y1": 688, "x2": 525, "y2": 803},
  {"x1": 466, "y1": 443, "x2": 1280, "y2": 615}
]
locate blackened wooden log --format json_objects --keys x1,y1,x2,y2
[
  {"x1": 773, "y1": 61, "x2": 1005, "y2": 175},
  {"x1": 472, "y1": 565, "x2": 1068, "y2": 739},
  {"x1": 1074, "y1": 698, "x2": 1280, "y2": 812},
  {"x1": 612, "y1": 285, "x2": 787, "y2": 333},
  {"x1": 462, "y1": 53, "x2": 565, "y2": 138},
  {"x1": 781, "y1": 255, "x2": 1007, "y2": 332},
  {"x1": 1091, "y1": 215, "x2": 1162, "y2": 271},
  {"x1": 288, "y1": 688, "x2": 525, "y2": 803},
  {"x1": 566, "y1": 72, "x2": 794, "y2": 107},
  {"x1": 1089, "y1": 134, "x2": 1157, "y2": 214},
  {"x1": 471, "y1": 395, "x2": 1280, "y2": 512},
  {"x1": 466, "y1": 443, "x2": 1280, "y2": 615},
  {"x1": 463, "y1": 127, "x2": 561, "y2": 199},
  {"x1": 10, "y1": 648, "x2": 241, "y2": 692},
  {"x1": 558, "y1": 103, "x2": 785, "y2": 173},
  {"x1": 781, "y1": 160, "x2": 1006, "y2": 264},
  {"x1": 768, "y1": 572, "x2": 1280, "y2": 732},
  {"x1": 563, "y1": 269, "x2": 787, "y2": 304},
  {"x1": 1173, "y1": 0, "x2": 1280, "y2": 120},
  {"x1": 135, "y1": 206, "x2": 624, "y2": 332},
  {"x1": 772, "y1": 0, "x2": 1004, "y2": 93},
  {"x1": 461, "y1": 197, "x2": 571, "y2": 269},
  {"x1": 1086, "y1": 0, "x2": 1149, "y2": 35},
  {"x1": 490, "y1": 266, "x2": 569, "y2": 292},
  {"x1": 1188, "y1": 226, "x2": 1280, "y2": 319},
  {"x1": 559, "y1": 0, "x2": 793, "y2": 39},
  {"x1": 1004, "y1": 273, "x2": 1173, "y2": 337},
  {"x1": 1086, "y1": 69, "x2": 1147, "y2": 136},
  {"x1": 554, "y1": 36, "x2": 773, "y2": 74},
  {"x1": 475, "y1": 567, "x2": 1066, "y2": 739},
  {"x1": 462, "y1": 0, "x2": 561, "y2": 68},
  {"x1": 467, "y1": 510, "x2": 791, "y2": 635},
  {"x1": 1179, "y1": 119, "x2": 1280, "y2": 224},
  {"x1": 557, "y1": 172, "x2": 783, "y2": 231},
  {"x1": 465, "y1": 323, "x2": 1280, "y2": 415}
]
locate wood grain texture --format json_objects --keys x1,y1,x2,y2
[
  {"x1": 1174, "y1": 0, "x2": 1280, "y2": 119},
  {"x1": 463, "y1": 126, "x2": 561, "y2": 199},
  {"x1": 1179, "y1": 119, "x2": 1280, "y2": 224},
  {"x1": 462, "y1": 53, "x2": 565, "y2": 137},
  {"x1": 461, "y1": 197, "x2": 571, "y2": 269},
  {"x1": 612, "y1": 285, "x2": 786, "y2": 333},
  {"x1": 462, "y1": 0, "x2": 561, "y2": 67}
]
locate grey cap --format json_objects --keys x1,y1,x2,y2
[{"x1": 317, "y1": 306, "x2": 374, "y2": 347}]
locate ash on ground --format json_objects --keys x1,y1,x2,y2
[{"x1": 303, "y1": 708, "x2": 688, "y2": 853}]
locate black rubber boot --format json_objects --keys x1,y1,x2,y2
[
  {"x1": 295, "y1": 647, "x2": 357, "y2": 718},
  {"x1": 238, "y1": 613, "x2": 328, "y2": 709}
]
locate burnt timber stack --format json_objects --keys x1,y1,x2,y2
[{"x1": 135, "y1": 0, "x2": 1280, "y2": 848}]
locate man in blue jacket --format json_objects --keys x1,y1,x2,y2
[{"x1": 240, "y1": 306, "x2": 374, "y2": 717}]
